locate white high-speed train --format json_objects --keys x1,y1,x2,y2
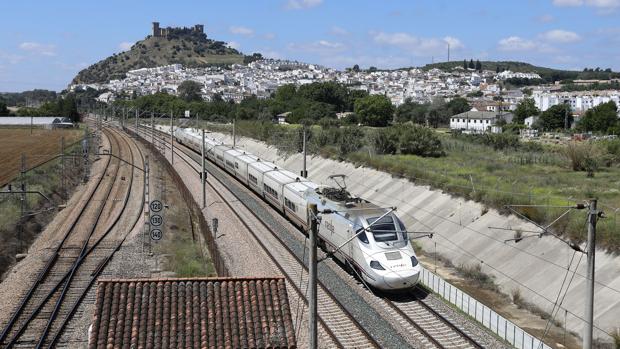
[{"x1": 171, "y1": 127, "x2": 421, "y2": 291}]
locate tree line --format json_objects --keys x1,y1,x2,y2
[{"x1": 112, "y1": 80, "x2": 473, "y2": 128}]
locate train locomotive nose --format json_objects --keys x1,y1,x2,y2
[{"x1": 382, "y1": 270, "x2": 420, "y2": 290}]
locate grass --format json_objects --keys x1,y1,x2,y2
[
  {"x1": 170, "y1": 119, "x2": 620, "y2": 252},
  {"x1": 0, "y1": 133, "x2": 89, "y2": 278}
]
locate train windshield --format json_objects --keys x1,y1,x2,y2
[{"x1": 366, "y1": 216, "x2": 399, "y2": 242}]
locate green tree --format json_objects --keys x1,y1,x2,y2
[
  {"x1": 59, "y1": 96, "x2": 80, "y2": 122},
  {"x1": 395, "y1": 98, "x2": 429, "y2": 124},
  {"x1": 178, "y1": 80, "x2": 203, "y2": 102},
  {"x1": 468, "y1": 59, "x2": 475, "y2": 69},
  {"x1": 352, "y1": 64, "x2": 360, "y2": 72},
  {"x1": 463, "y1": 60, "x2": 467, "y2": 70},
  {"x1": 513, "y1": 98, "x2": 540, "y2": 124},
  {"x1": 578, "y1": 101, "x2": 618, "y2": 133},
  {"x1": 0, "y1": 100, "x2": 9, "y2": 116},
  {"x1": 371, "y1": 128, "x2": 399, "y2": 154},
  {"x1": 398, "y1": 125, "x2": 444, "y2": 157},
  {"x1": 354, "y1": 94, "x2": 395, "y2": 127},
  {"x1": 475, "y1": 60, "x2": 482, "y2": 71},
  {"x1": 446, "y1": 97, "x2": 471, "y2": 116},
  {"x1": 426, "y1": 97, "x2": 448, "y2": 128},
  {"x1": 537, "y1": 104, "x2": 572, "y2": 130}
]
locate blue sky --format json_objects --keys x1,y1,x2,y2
[{"x1": 1, "y1": 0, "x2": 620, "y2": 92}]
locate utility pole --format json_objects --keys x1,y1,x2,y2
[
  {"x1": 19, "y1": 154, "x2": 26, "y2": 250},
  {"x1": 447, "y1": 42, "x2": 450, "y2": 62},
  {"x1": 151, "y1": 111, "x2": 155, "y2": 146},
  {"x1": 30, "y1": 114, "x2": 33, "y2": 135},
  {"x1": 201, "y1": 129, "x2": 206, "y2": 208},
  {"x1": 60, "y1": 137, "x2": 65, "y2": 202},
  {"x1": 232, "y1": 117, "x2": 236, "y2": 148},
  {"x1": 584, "y1": 199, "x2": 598, "y2": 349},
  {"x1": 170, "y1": 111, "x2": 174, "y2": 164},
  {"x1": 302, "y1": 126, "x2": 308, "y2": 178},
  {"x1": 308, "y1": 203, "x2": 318, "y2": 349},
  {"x1": 135, "y1": 108, "x2": 138, "y2": 134}
]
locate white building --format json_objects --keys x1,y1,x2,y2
[{"x1": 449, "y1": 111, "x2": 514, "y2": 133}]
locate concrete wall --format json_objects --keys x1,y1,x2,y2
[{"x1": 198, "y1": 128, "x2": 619, "y2": 343}]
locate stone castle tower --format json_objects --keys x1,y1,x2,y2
[{"x1": 152, "y1": 22, "x2": 204, "y2": 38}]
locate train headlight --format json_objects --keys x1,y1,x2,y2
[
  {"x1": 369, "y1": 260, "x2": 385, "y2": 270},
  {"x1": 410, "y1": 256, "x2": 419, "y2": 267}
]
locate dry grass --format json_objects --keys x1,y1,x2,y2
[{"x1": 0, "y1": 128, "x2": 82, "y2": 185}]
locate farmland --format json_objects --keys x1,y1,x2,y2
[{"x1": 0, "y1": 128, "x2": 83, "y2": 186}]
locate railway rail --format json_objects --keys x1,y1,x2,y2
[
  {"x1": 134, "y1": 124, "x2": 494, "y2": 348},
  {"x1": 131, "y1": 124, "x2": 379, "y2": 348},
  {"x1": 0, "y1": 126, "x2": 145, "y2": 348}
]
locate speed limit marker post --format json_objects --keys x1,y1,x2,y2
[{"x1": 150, "y1": 200, "x2": 163, "y2": 213}]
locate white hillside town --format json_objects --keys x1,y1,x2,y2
[
  {"x1": 74, "y1": 59, "x2": 620, "y2": 134},
  {"x1": 72, "y1": 60, "x2": 515, "y2": 106}
]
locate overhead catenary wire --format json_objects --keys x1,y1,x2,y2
[{"x1": 342, "y1": 174, "x2": 620, "y2": 296}]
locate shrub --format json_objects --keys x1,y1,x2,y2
[
  {"x1": 371, "y1": 128, "x2": 398, "y2": 155},
  {"x1": 398, "y1": 125, "x2": 444, "y2": 157},
  {"x1": 564, "y1": 142, "x2": 601, "y2": 176},
  {"x1": 337, "y1": 127, "x2": 365, "y2": 154}
]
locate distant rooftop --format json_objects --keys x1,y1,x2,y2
[{"x1": 89, "y1": 277, "x2": 296, "y2": 349}]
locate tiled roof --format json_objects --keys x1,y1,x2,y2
[{"x1": 89, "y1": 277, "x2": 296, "y2": 349}]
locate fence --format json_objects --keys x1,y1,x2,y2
[
  {"x1": 420, "y1": 267, "x2": 551, "y2": 349},
  {"x1": 126, "y1": 127, "x2": 229, "y2": 277}
]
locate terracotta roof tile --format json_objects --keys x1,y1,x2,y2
[{"x1": 89, "y1": 277, "x2": 296, "y2": 349}]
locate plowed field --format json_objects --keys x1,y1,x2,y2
[{"x1": 0, "y1": 128, "x2": 83, "y2": 185}]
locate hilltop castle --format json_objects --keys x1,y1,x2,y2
[{"x1": 152, "y1": 22, "x2": 204, "y2": 38}]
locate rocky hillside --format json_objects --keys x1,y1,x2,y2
[{"x1": 72, "y1": 30, "x2": 246, "y2": 85}]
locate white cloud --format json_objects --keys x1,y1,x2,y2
[
  {"x1": 497, "y1": 36, "x2": 538, "y2": 51},
  {"x1": 286, "y1": 0, "x2": 322, "y2": 10},
  {"x1": 263, "y1": 33, "x2": 276, "y2": 40},
  {"x1": 552, "y1": 0, "x2": 583, "y2": 6},
  {"x1": 118, "y1": 42, "x2": 134, "y2": 51},
  {"x1": 371, "y1": 32, "x2": 463, "y2": 56},
  {"x1": 552, "y1": 0, "x2": 620, "y2": 9},
  {"x1": 539, "y1": 29, "x2": 581, "y2": 43},
  {"x1": 227, "y1": 41, "x2": 241, "y2": 50},
  {"x1": 18, "y1": 42, "x2": 56, "y2": 56},
  {"x1": 288, "y1": 40, "x2": 345, "y2": 54},
  {"x1": 229, "y1": 26, "x2": 254, "y2": 36}
]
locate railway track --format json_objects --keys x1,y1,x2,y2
[
  {"x1": 0, "y1": 126, "x2": 145, "y2": 348},
  {"x1": 130, "y1": 125, "x2": 379, "y2": 348},
  {"x1": 135, "y1": 124, "x2": 495, "y2": 348}
]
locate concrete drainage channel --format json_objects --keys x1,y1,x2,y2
[{"x1": 134, "y1": 125, "x2": 523, "y2": 348}]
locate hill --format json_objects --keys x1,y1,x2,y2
[
  {"x1": 72, "y1": 28, "x2": 247, "y2": 85},
  {"x1": 422, "y1": 60, "x2": 620, "y2": 83}
]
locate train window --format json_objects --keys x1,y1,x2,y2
[
  {"x1": 249, "y1": 174, "x2": 257, "y2": 185},
  {"x1": 396, "y1": 217, "x2": 408, "y2": 244},
  {"x1": 226, "y1": 160, "x2": 234, "y2": 168},
  {"x1": 264, "y1": 184, "x2": 278, "y2": 199},
  {"x1": 285, "y1": 198, "x2": 296, "y2": 211},
  {"x1": 366, "y1": 216, "x2": 398, "y2": 242},
  {"x1": 235, "y1": 162, "x2": 239, "y2": 169}
]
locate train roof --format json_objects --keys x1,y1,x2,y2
[
  {"x1": 248, "y1": 160, "x2": 277, "y2": 172},
  {"x1": 285, "y1": 181, "x2": 318, "y2": 195},
  {"x1": 307, "y1": 187, "x2": 389, "y2": 218},
  {"x1": 264, "y1": 169, "x2": 299, "y2": 185},
  {"x1": 236, "y1": 154, "x2": 259, "y2": 163},
  {"x1": 224, "y1": 149, "x2": 244, "y2": 157}
]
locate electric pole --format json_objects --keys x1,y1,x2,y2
[
  {"x1": 302, "y1": 126, "x2": 308, "y2": 178},
  {"x1": 60, "y1": 137, "x2": 65, "y2": 202},
  {"x1": 584, "y1": 199, "x2": 598, "y2": 349},
  {"x1": 151, "y1": 111, "x2": 154, "y2": 146},
  {"x1": 202, "y1": 129, "x2": 206, "y2": 209},
  {"x1": 308, "y1": 203, "x2": 318, "y2": 349},
  {"x1": 232, "y1": 117, "x2": 236, "y2": 148},
  {"x1": 135, "y1": 108, "x2": 138, "y2": 134},
  {"x1": 170, "y1": 110, "x2": 174, "y2": 164}
]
